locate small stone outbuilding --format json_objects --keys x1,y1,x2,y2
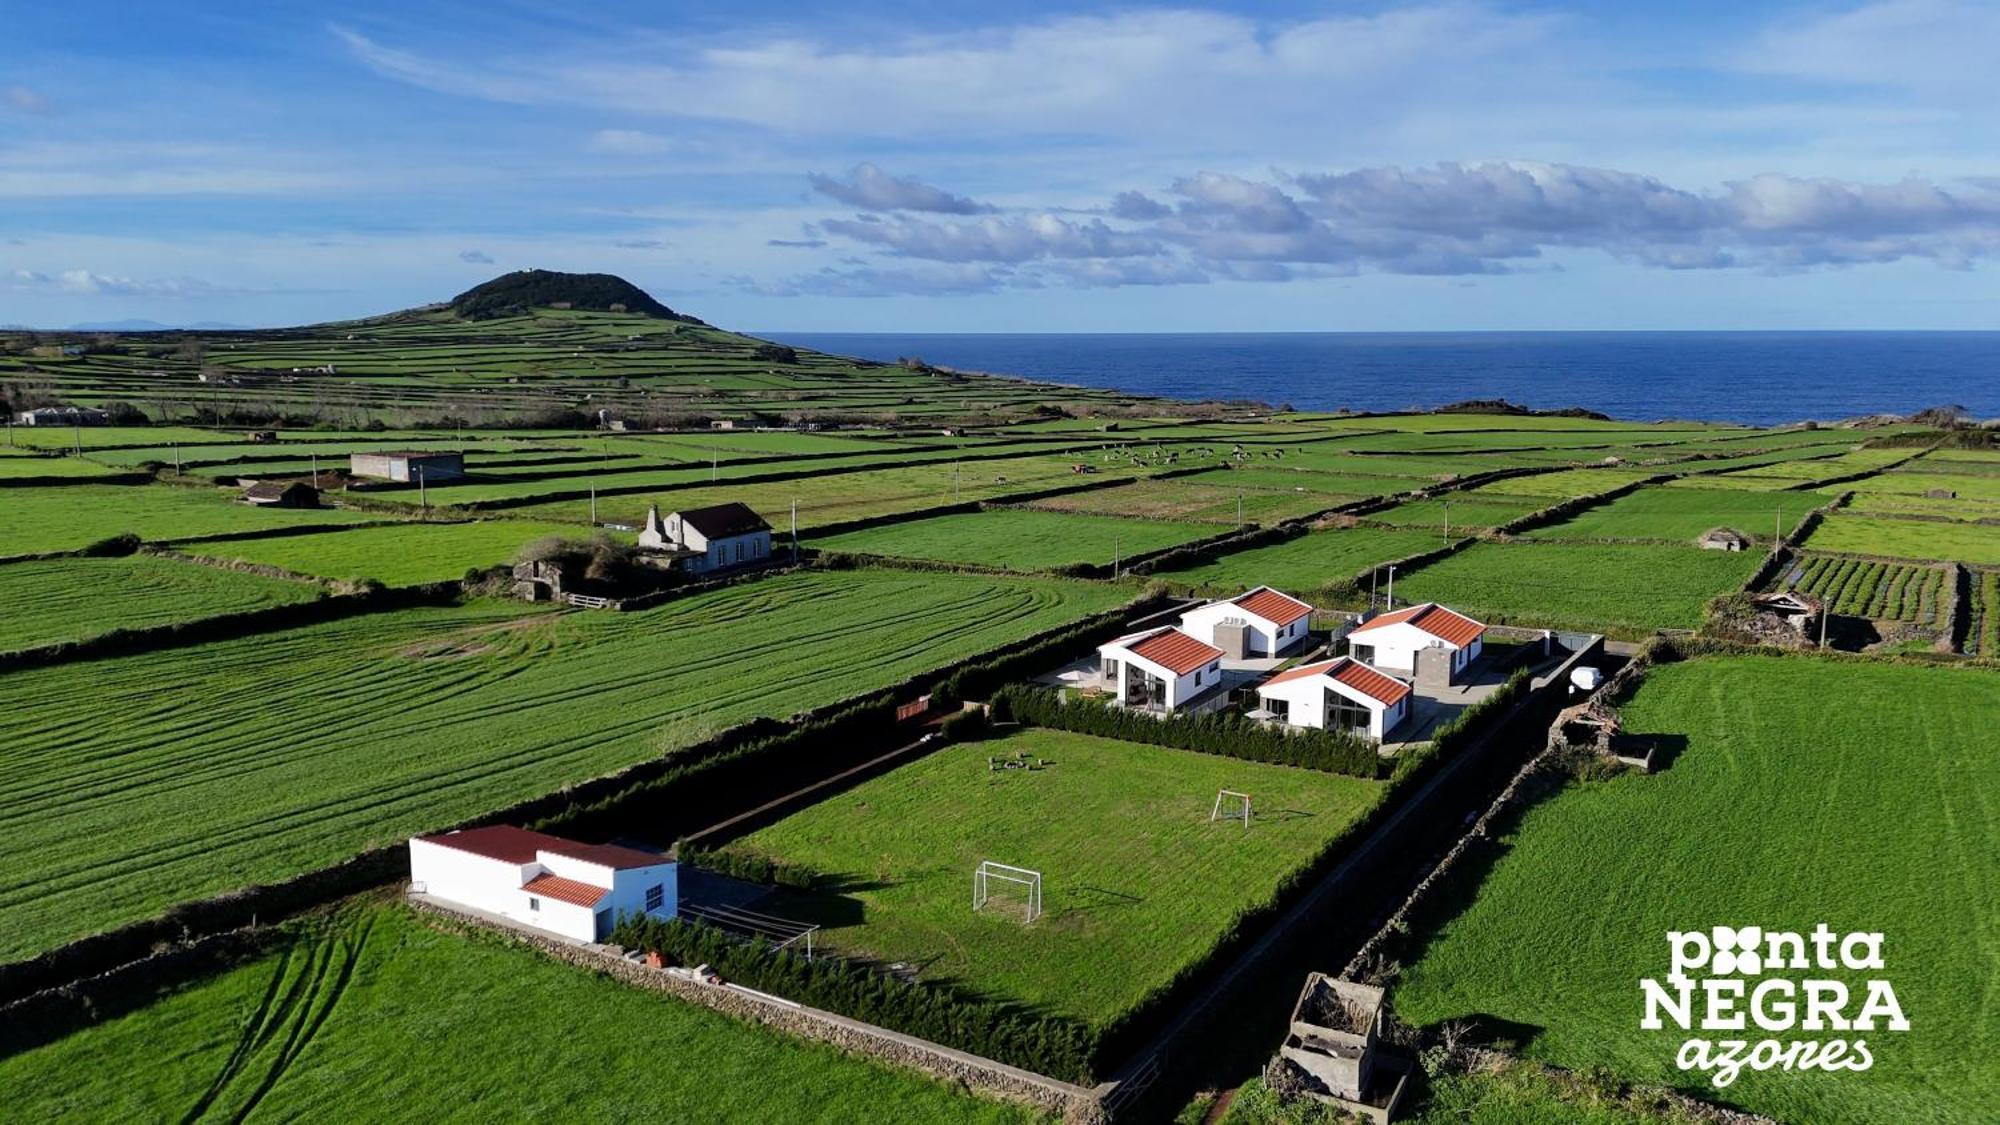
[
  {"x1": 240, "y1": 480, "x2": 320, "y2": 509},
  {"x1": 1697, "y1": 527, "x2": 1753, "y2": 551}
]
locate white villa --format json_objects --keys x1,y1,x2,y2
[
  {"x1": 1096, "y1": 626, "x2": 1226, "y2": 713},
  {"x1": 1254, "y1": 656, "x2": 1413, "y2": 741},
  {"x1": 1346, "y1": 603, "x2": 1486, "y2": 683},
  {"x1": 639, "y1": 502, "x2": 774, "y2": 573},
  {"x1": 1178, "y1": 586, "x2": 1314, "y2": 658},
  {"x1": 409, "y1": 825, "x2": 678, "y2": 943}
]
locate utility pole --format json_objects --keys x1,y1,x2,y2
[
  {"x1": 711, "y1": 446, "x2": 718, "y2": 482},
  {"x1": 1819, "y1": 603, "x2": 1830, "y2": 649},
  {"x1": 73, "y1": 420, "x2": 81, "y2": 456},
  {"x1": 791, "y1": 500, "x2": 799, "y2": 561},
  {"x1": 1112, "y1": 535, "x2": 1120, "y2": 579},
  {"x1": 953, "y1": 463, "x2": 961, "y2": 502},
  {"x1": 418, "y1": 465, "x2": 428, "y2": 515},
  {"x1": 173, "y1": 442, "x2": 182, "y2": 476},
  {"x1": 1775, "y1": 506, "x2": 1782, "y2": 546},
  {"x1": 1443, "y1": 499, "x2": 1451, "y2": 544},
  {"x1": 1370, "y1": 567, "x2": 1378, "y2": 611},
  {"x1": 1386, "y1": 564, "x2": 1396, "y2": 609},
  {"x1": 310, "y1": 453, "x2": 319, "y2": 489},
  {"x1": 590, "y1": 484, "x2": 598, "y2": 525},
  {"x1": 1237, "y1": 493, "x2": 1244, "y2": 528}
]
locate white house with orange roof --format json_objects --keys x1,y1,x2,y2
[
  {"x1": 1255, "y1": 656, "x2": 1413, "y2": 741},
  {"x1": 1346, "y1": 603, "x2": 1486, "y2": 683},
  {"x1": 408, "y1": 825, "x2": 678, "y2": 943},
  {"x1": 1177, "y1": 586, "x2": 1315, "y2": 658},
  {"x1": 1095, "y1": 626, "x2": 1226, "y2": 713}
]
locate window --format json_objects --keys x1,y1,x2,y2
[
  {"x1": 528, "y1": 897, "x2": 540, "y2": 912},
  {"x1": 645, "y1": 884, "x2": 665, "y2": 912}
]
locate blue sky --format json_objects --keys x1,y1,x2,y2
[{"x1": 3, "y1": 1, "x2": 1997, "y2": 330}]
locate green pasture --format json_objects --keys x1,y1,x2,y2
[
  {"x1": 0, "y1": 904, "x2": 1031, "y2": 1124},
  {"x1": 1522, "y1": 486, "x2": 1830, "y2": 544},
  {"x1": 813, "y1": 508, "x2": 1214, "y2": 571},
  {"x1": 0, "y1": 555, "x2": 320, "y2": 652},
  {"x1": 1023, "y1": 477, "x2": 1340, "y2": 525},
  {"x1": 1802, "y1": 513, "x2": 2000, "y2": 565},
  {"x1": 188, "y1": 520, "x2": 599, "y2": 586},
  {"x1": 0, "y1": 484, "x2": 387, "y2": 557},
  {"x1": 1392, "y1": 541, "x2": 1761, "y2": 636},
  {"x1": 0, "y1": 569, "x2": 1126, "y2": 961},
  {"x1": 1153, "y1": 527, "x2": 1449, "y2": 596},
  {"x1": 1391, "y1": 655, "x2": 2000, "y2": 1124}
]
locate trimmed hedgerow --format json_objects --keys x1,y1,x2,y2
[
  {"x1": 676, "y1": 844, "x2": 819, "y2": 891},
  {"x1": 990, "y1": 684, "x2": 1381, "y2": 778},
  {"x1": 611, "y1": 914, "x2": 1097, "y2": 1082}
]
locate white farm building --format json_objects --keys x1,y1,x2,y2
[
  {"x1": 1346, "y1": 603, "x2": 1486, "y2": 684},
  {"x1": 1095, "y1": 626, "x2": 1226, "y2": 714},
  {"x1": 639, "y1": 502, "x2": 773, "y2": 573},
  {"x1": 1255, "y1": 656, "x2": 1412, "y2": 741},
  {"x1": 1177, "y1": 586, "x2": 1314, "y2": 658},
  {"x1": 409, "y1": 826, "x2": 677, "y2": 943}
]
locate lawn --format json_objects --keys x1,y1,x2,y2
[
  {"x1": 1393, "y1": 541, "x2": 1761, "y2": 636},
  {"x1": 0, "y1": 555, "x2": 322, "y2": 651},
  {"x1": 813, "y1": 509, "x2": 1215, "y2": 571},
  {"x1": 188, "y1": 520, "x2": 601, "y2": 585},
  {"x1": 0, "y1": 569, "x2": 1127, "y2": 961},
  {"x1": 1023, "y1": 478, "x2": 1342, "y2": 525},
  {"x1": 1522, "y1": 486, "x2": 1830, "y2": 545},
  {"x1": 0, "y1": 904, "x2": 1033, "y2": 1124},
  {"x1": 731, "y1": 730, "x2": 1385, "y2": 1026},
  {"x1": 1801, "y1": 513, "x2": 2000, "y2": 565},
  {"x1": 0, "y1": 454, "x2": 129, "y2": 480},
  {"x1": 1154, "y1": 527, "x2": 1448, "y2": 595},
  {"x1": 1391, "y1": 656, "x2": 2000, "y2": 1124},
  {"x1": 1367, "y1": 493, "x2": 1548, "y2": 532},
  {"x1": 0, "y1": 484, "x2": 387, "y2": 557}
]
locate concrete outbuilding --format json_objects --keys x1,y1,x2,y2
[
  {"x1": 349, "y1": 450, "x2": 465, "y2": 483},
  {"x1": 1346, "y1": 602, "x2": 1485, "y2": 684},
  {"x1": 1178, "y1": 586, "x2": 1314, "y2": 659},
  {"x1": 409, "y1": 825, "x2": 677, "y2": 943}
]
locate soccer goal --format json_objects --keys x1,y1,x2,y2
[
  {"x1": 1212, "y1": 789, "x2": 1252, "y2": 828},
  {"x1": 972, "y1": 861, "x2": 1043, "y2": 923}
]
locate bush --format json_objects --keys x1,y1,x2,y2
[
  {"x1": 80, "y1": 531, "x2": 142, "y2": 557},
  {"x1": 988, "y1": 691, "x2": 1015, "y2": 724},
  {"x1": 938, "y1": 709, "x2": 989, "y2": 742},
  {"x1": 990, "y1": 685, "x2": 1381, "y2": 778},
  {"x1": 611, "y1": 914, "x2": 1097, "y2": 1082},
  {"x1": 677, "y1": 844, "x2": 817, "y2": 890}
]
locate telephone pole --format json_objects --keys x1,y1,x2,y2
[
  {"x1": 418, "y1": 465, "x2": 428, "y2": 515},
  {"x1": 791, "y1": 500, "x2": 799, "y2": 561},
  {"x1": 589, "y1": 484, "x2": 598, "y2": 525}
]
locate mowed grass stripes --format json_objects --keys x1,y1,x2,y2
[{"x1": 0, "y1": 569, "x2": 1128, "y2": 961}]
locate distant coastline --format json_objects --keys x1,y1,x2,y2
[{"x1": 765, "y1": 330, "x2": 2000, "y2": 427}]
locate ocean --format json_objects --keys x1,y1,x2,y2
[{"x1": 762, "y1": 331, "x2": 2000, "y2": 427}]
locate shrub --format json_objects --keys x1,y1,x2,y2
[
  {"x1": 676, "y1": 844, "x2": 818, "y2": 890},
  {"x1": 80, "y1": 531, "x2": 142, "y2": 557},
  {"x1": 610, "y1": 914, "x2": 1097, "y2": 1082},
  {"x1": 990, "y1": 685, "x2": 1381, "y2": 778},
  {"x1": 938, "y1": 709, "x2": 990, "y2": 742}
]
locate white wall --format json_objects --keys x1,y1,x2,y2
[
  {"x1": 1098, "y1": 643, "x2": 1220, "y2": 710},
  {"x1": 410, "y1": 840, "x2": 678, "y2": 942},
  {"x1": 1352, "y1": 623, "x2": 1476, "y2": 675},
  {"x1": 1256, "y1": 676, "x2": 1406, "y2": 741},
  {"x1": 409, "y1": 838, "x2": 541, "y2": 922},
  {"x1": 1178, "y1": 602, "x2": 1311, "y2": 657}
]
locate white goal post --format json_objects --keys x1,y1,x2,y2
[
  {"x1": 1212, "y1": 789, "x2": 1251, "y2": 828},
  {"x1": 972, "y1": 861, "x2": 1043, "y2": 923}
]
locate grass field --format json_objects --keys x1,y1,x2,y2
[
  {"x1": 0, "y1": 555, "x2": 321, "y2": 651},
  {"x1": 732, "y1": 730, "x2": 1385, "y2": 1026},
  {"x1": 0, "y1": 454, "x2": 130, "y2": 480},
  {"x1": 1153, "y1": 527, "x2": 1448, "y2": 595},
  {"x1": 813, "y1": 508, "x2": 1215, "y2": 571},
  {"x1": 0, "y1": 484, "x2": 387, "y2": 557},
  {"x1": 1022, "y1": 477, "x2": 1343, "y2": 525},
  {"x1": 1523, "y1": 486, "x2": 1830, "y2": 545},
  {"x1": 1391, "y1": 655, "x2": 2000, "y2": 1124},
  {"x1": 0, "y1": 903, "x2": 1032, "y2": 1124},
  {"x1": 1789, "y1": 554, "x2": 1948, "y2": 623},
  {"x1": 1800, "y1": 512, "x2": 2000, "y2": 565},
  {"x1": 188, "y1": 520, "x2": 601, "y2": 585},
  {"x1": 1223, "y1": 1059, "x2": 1711, "y2": 1124},
  {"x1": 1367, "y1": 492, "x2": 1548, "y2": 531},
  {"x1": 1393, "y1": 541, "x2": 1761, "y2": 635},
  {"x1": 0, "y1": 569, "x2": 1127, "y2": 961}
]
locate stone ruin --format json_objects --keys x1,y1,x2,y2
[{"x1": 1273, "y1": 974, "x2": 1411, "y2": 1122}]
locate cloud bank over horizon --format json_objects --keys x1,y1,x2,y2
[{"x1": 3, "y1": 1, "x2": 1997, "y2": 329}]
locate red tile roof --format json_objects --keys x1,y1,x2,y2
[
  {"x1": 1260, "y1": 657, "x2": 1411, "y2": 706},
  {"x1": 522, "y1": 873, "x2": 609, "y2": 909},
  {"x1": 1233, "y1": 587, "x2": 1313, "y2": 624},
  {"x1": 1349, "y1": 603, "x2": 1485, "y2": 647},
  {"x1": 552, "y1": 843, "x2": 670, "y2": 870},
  {"x1": 414, "y1": 827, "x2": 666, "y2": 870},
  {"x1": 415, "y1": 826, "x2": 575, "y2": 865},
  {"x1": 1125, "y1": 628, "x2": 1225, "y2": 676}
]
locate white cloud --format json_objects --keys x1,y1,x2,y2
[
  {"x1": 809, "y1": 164, "x2": 990, "y2": 214},
  {"x1": 585, "y1": 128, "x2": 673, "y2": 155},
  {"x1": 4, "y1": 86, "x2": 51, "y2": 114},
  {"x1": 8, "y1": 268, "x2": 227, "y2": 298}
]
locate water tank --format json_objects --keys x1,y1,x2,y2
[{"x1": 1570, "y1": 666, "x2": 1603, "y2": 693}]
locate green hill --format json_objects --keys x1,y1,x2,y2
[{"x1": 448, "y1": 270, "x2": 704, "y2": 324}]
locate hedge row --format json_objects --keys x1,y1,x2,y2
[
  {"x1": 989, "y1": 684, "x2": 1382, "y2": 778},
  {"x1": 676, "y1": 844, "x2": 818, "y2": 890},
  {"x1": 612, "y1": 914, "x2": 1098, "y2": 1083}
]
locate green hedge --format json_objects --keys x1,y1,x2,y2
[
  {"x1": 612, "y1": 914, "x2": 1097, "y2": 1082},
  {"x1": 676, "y1": 844, "x2": 818, "y2": 890},
  {"x1": 990, "y1": 684, "x2": 1382, "y2": 778}
]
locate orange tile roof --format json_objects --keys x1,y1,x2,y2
[
  {"x1": 523, "y1": 873, "x2": 609, "y2": 909},
  {"x1": 554, "y1": 843, "x2": 670, "y2": 870},
  {"x1": 1126, "y1": 628, "x2": 1226, "y2": 676},
  {"x1": 1349, "y1": 602, "x2": 1485, "y2": 647},
  {"x1": 1233, "y1": 587, "x2": 1313, "y2": 624},
  {"x1": 1261, "y1": 657, "x2": 1410, "y2": 706}
]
